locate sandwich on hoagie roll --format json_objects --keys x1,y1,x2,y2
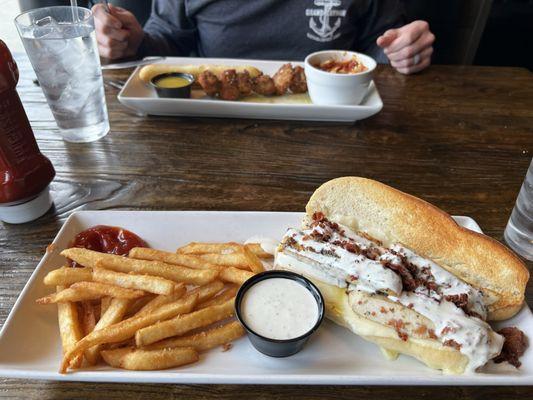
[{"x1": 275, "y1": 177, "x2": 529, "y2": 374}]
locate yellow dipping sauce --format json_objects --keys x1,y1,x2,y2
[{"x1": 154, "y1": 76, "x2": 191, "y2": 89}]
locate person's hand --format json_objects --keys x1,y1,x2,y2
[
  {"x1": 377, "y1": 20, "x2": 435, "y2": 75},
  {"x1": 92, "y1": 3, "x2": 144, "y2": 60}
]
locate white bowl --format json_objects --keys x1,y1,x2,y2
[{"x1": 304, "y1": 50, "x2": 377, "y2": 106}]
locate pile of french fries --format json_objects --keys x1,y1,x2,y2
[{"x1": 36, "y1": 242, "x2": 272, "y2": 373}]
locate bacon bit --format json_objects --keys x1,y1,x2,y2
[
  {"x1": 312, "y1": 212, "x2": 325, "y2": 222},
  {"x1": 362, "y1": 247, "x2": 381, "y2": 261},
  {"x1": 443, "y1": 339, "x2": 462, "y2": 350},
  {"x1": 494, "y1": 327, "x2": 528, "y2": 368},
  {"x1": 414, "y1": 325, "x2": 428, "y2": 336},
  {"x1": 380, "y1": 306, "x2": 388, "y2": 314},
  {"x1": 349, "y1": 275, "x2": 358, "y2": 281},
  {"x1": 388, "y1": 319, "x2": 404, "y2": 329},
  {"x1": 441, "y1": 326, "x2": 455, "y2": 335},
  {"x1": 221, "y1": 343, "x2": 233, "y2": 352},
  {"x1": 344, "y1": 242, "x2": 359, "y2": 254},
  {"x1": 371, "y1": 311, "x2": 376, "y2": 316},
  {"x1": 381, "y1": 259, "x2": 417, "y2": 291},
  {"x1": 46, "y1": 243, "x2": 56, "y2": 253},
  {"x1": 428, "y1": 329, "x2": 438, "y2": 339},
  {"x1": 407, "y1": 303, "x2": 414, "y2": 309},
  {"x1": 357, "y1": 300, "x2": 363, "y2": 305},
  {"x1": 387, "y1": 319, "x2": 408, "y2": 341},
  {"x1": 444, "y1": 293, "x2": 469, "y2": 313},
  {"x1": 424, "y1": 281, "x2": 438, "y2": 292},
  {"x1": 358, "y1": 231, "x2": 383, "y2": 246}
]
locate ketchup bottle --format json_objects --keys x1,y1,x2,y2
[{"x1": 0, "y1": 40, "x2": 55, "y2": 223}]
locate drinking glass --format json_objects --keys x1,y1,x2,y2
[
  {"x1": 504, "y1": 158, "x2": 533, "y2": 261},
  {"x1": 15, "y1": 6, "x2": 109, "y2": 143}
]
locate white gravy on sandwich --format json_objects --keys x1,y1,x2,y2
[{"x1": 275, "y1": 218, "x2": 504, "y2": 372}]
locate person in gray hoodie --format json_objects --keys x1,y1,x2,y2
[{"x1": 93, "y1": 0, "x2": 434, "y2": 74}]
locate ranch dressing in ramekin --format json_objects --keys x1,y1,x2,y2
[{"x1": 240, "y1": 278, "x2": 319, "y2": 340}]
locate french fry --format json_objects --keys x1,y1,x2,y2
[
  {"x1": 92, "y1": 267, "x2": 178, "y2": 295},
  {"x1": 44, "y1": 266, "x2": 93, "y2": 286},
  {"x1": 135, "y1": 281, "x2": 220, "y2": 317},
  {"x1": 131, "y1": 248, "x2": 259, "y2": 285},
  {"x1": 197, "y1": 285, "x2": 238, "y2": 310},
  {"x1": 146, "y1": 321, "x2": 245, "y2": 352},
  {"x1": 186, "y1": 281, "x2": 225, "y2": 306},
  {"x1": 125, "y1": 294, "x2": 158, "y2": 316},
  {"x1": 176, "y1": 242, "x2": 242, "y2": 255},
  {"x1": 129, "y1": 248, "x2": 220, "y2": 272},
  {"x1": 101, "y1": 296, "x2": 112, "y2": 315},
  {"x1": 98, "y1": 258, "x2": 216, "y2": 286},
  {"x1": 36, "y1": 282, "x2": 145, "y2": 304},
  {"x1": 60, "y1": 293, "x2": 198, "y2": 373},
  {"x1": 244, "y1": 243, "x2": 274, "y2": 259},
  {"x1": 56, "y1": 286, "x2": 83, "y2": 368},
  {"x1": 129, "y1": 248, "x2": 253, "y2": 285},
  {"x1": 135, "y1": 299, "x2": 235, "y2": 347},
  {"x1": 242, "y1": 246, "x2": 265, "y2": 274},
  {"x1": 198, "y1": 253, "x2": 250, "y2": 270},
  {"x1": 176, "y1": 242, "x2": 273, "y2": 259},
  {"x1": 218, "y1": 267, "x2": 254, "y2": 285},
  {"x1": 62, "y1": 248, "x2": 218, "y2": 285},
  {"x1": 101, "y1": 346, "x2": 198, "y2": 371},
  {"x1": 60, "y1": 248, "x2": 108, "y2": 268},
  {"x1": 84, "y1": 298, "x2": 132, "y2": 365},
  {"x1": 79, "y1": 300, "x2": 99, "y2": 336}
]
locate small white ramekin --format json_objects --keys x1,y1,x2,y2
[{"x1": 304, "y1": 50, "x2": 377, "y2": 106}]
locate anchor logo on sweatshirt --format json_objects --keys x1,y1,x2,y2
[{"x1": 306, "y1": 0, "x2": 347, "y2": 42}]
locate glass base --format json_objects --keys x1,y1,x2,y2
[
  {"x1": 504, "y1": 221, "x2": 533, "y2": 261},
  {"x1": 59, "y1": 119, "x2": 110, "y2": 143}
]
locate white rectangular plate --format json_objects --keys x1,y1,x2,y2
[
  {"x1": 0, "y1": 211, "x2": 531, "y2": 385},
  {"x1": 117, "y1": 57, "x2": 383, "y2": 122}
]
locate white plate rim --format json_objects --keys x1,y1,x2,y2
[
  {"x1": 0, "y1": 211, "x2": 531, "y2": 385},
  {"x1": 116, "y1": 57, "x2": 384, "y2": 119}
]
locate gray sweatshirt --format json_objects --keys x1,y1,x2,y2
[{"x1": 138, "y1": 0, "x2": 405, "y2": 63}]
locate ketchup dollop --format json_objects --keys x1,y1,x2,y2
[{"x1": 69, "y1": 225, "x2": 147, "y2": 264}]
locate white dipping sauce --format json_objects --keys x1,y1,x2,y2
[
  {"x1": 241, "y1": 278, "x2": 319, "y2": 340},
  {"x1": 244, "y1": 236, "x2": 279, "y2": 255}
]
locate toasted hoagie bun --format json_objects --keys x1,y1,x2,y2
[
  {"x1": 275, "y1": 177, "x2": 528, "y2": 374},
  {"x1": 139, "y1": 63, "x2": 262, "y2": 84},
  {"x1": 305, "y1": 177, "x2": 528, "y2": 320}
]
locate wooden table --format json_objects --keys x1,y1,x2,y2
[{"x1": 1, "y1": 54, "x2": 532, "y2": 399}]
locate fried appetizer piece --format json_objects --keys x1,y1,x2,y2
[
  {"x1": 253, "y1": 74, "x2": 277, "y2": 96},
  {"x1": 197, "y1": 70, "x2": 221, "y2": 97},
  {"x1": 272, "y1": 63, "x2": 294, "y2": 95},
  {"x1": 290, "y1": 65, "x2": 308, "y2": 93},
  {"x1": 219, "y1": 69, "x2": 241, "y2": 101},
  {"x1": 236, "y1": 71, "x2": 253, "y2": 96}
]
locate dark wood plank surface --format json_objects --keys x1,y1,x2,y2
[{"x1": 0, "y1": 54, "x2": 532, "y2": 398}]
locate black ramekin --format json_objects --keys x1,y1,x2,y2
[
  {"x1": 235, "y1": 270, "x2": 325, "y2": 357},
  {"x1": 150, "y1": 72, "x2": 194, "y2": 98}
]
